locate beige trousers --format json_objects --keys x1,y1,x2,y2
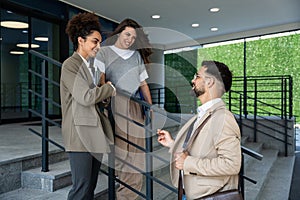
[{"x1": 113, "y1": 95, "x2": 146, "y2": 200}]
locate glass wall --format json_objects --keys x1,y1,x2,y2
[
  {"x1": 165, "y1": 31, "x2": 300, "y2": 118},
  {"x1": 200, "y1": 32, "x2": 300, "y2": 118},
  {"x1": 1, "y1": 9, "x2": 29, "y2": 120},
  {"x1": 0, "y1": 1, "x2": 118, "y2": 124},
  {"x1": 0, "y1": 7, "x2": 61, "y2": 122}
]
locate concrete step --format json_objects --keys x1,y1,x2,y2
[
  {"x1": 244, "y1": 148, "x2": 279, "y2": 200},
  {"x1": 243, "y1": 140, "x2": 263, "y2": 167},
  {"x1": 0, "y1": 149, "x2": 67, "y2": 194},
  {"x1": 0, "y1": 173, "x2": 108, "y2": 200},
  {"x1": 21, "y1": 160, "x2": 71, "y2": 192},
  {"x1": 141, "y1": 169, "x2": 177, "y2": 200},
  {"x1": 259, "y1": 155, "x2": 295, "y2": 200}
]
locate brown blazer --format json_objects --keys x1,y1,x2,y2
[
  {"x1": 60, "y1": 52, "x2": 115, "y2": 153},
  {"x1": 169, "y1": 100, "x2": 241, "y2": 199}
]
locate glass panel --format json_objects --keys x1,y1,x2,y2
[
  {"x1": 30, "y1": 18, "x2": 60, "y2": 116},
  {"x1": 1, "y1": 9, "x2": 29, "y2": 120},
  {"x1": 0, "y1": 9, "x2": 61, "y2": 122}
]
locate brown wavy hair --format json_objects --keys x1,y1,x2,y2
[{"x1": 105, "y1": 18, "x2": 152, "y2": 64}]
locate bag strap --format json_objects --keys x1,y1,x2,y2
[
  {"x1": 178, "y1": 170, "x2": 184, "y2": 200},
  {"x1": 183, "y1": 114, "x2": 211, "y2": 152}
]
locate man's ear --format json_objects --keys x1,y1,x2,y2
[{"x1": 206, "y1": 77, "x2": 214, "y2": 87}]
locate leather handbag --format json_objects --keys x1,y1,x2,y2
[{"x1": 199, "y1": 189, "x2": 243, "y2": 200}]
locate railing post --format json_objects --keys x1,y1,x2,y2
[
  {"x1": 243, "y1": 40, "x2": 248, "y2": 118},
  {"x1": 41, "y1": 60, "x2": 49, "y2": 172},
  {"x1": 254, "y1": 80, "x2": 257, "y2": 142},
  {"x1": 240, "y1": 153, "x2": 245, "y2": 198},
  {"x1": 239, "y1": 94, "x2": 243, "y2": 134},
  {"x1": 108, "y1": 108, "x2": 116, "y2": 199},
  {"x1": 289, "y1": 76, "x2": 293, "y2": 118},
  {"x1": 145, "y1": 108, "x2": 153, "y2": 200},
  {"x1": 284, "y1": 78, "x2": 288, "y2": 156},
  {"x1": 229, "y1": 90, "x2": 232, "y2": 111},
  {"x1": 281, "y1": 77, "x2": 284, "y2": 118},
  {"x1": 108, "y1": 147, "x2": 116, "y2": 199}
]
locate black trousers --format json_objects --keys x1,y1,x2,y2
[{"x1": 67, "y1": 152, "x2": 103, "y2": 200}]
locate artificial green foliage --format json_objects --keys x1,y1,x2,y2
[
  {"x1": 164, "y1": 50, "x2": 198, "y2": 113},
  {"x1": 197, "y1": 34, "x2": 300, "y2": 119}
]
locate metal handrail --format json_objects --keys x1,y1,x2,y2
[{"x1": 28, "y1": 50, "x2": 264, "y2": 199}]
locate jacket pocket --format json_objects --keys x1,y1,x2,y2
[{"x1": 74, "y1": 117, "x2": 97, "y2": 126}]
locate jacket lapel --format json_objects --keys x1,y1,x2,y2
[
  {"x1": 184, "y1": 101, "x2": 226, "y2": 151},
  {"x1": 73, "y1": 52, "x2": 95, "y2": 86}
]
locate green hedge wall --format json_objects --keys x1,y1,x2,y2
[{"x1": 198, "y1": 34, "x2": 300, "y2": 119}]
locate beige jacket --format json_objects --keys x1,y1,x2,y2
[
  {"x1": 169, "y1": 100, "x2": 241, "y2": 199},
  {"x1": 60, "y1": 52, "x2": 114, "y2": 153}
]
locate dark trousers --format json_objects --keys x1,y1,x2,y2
[{"x1": 67, "y1": 152, "x2": 103, "y2": 200}]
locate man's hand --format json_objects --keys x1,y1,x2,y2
[
  {"x1": 157, "y1": 129, "x2": 174, "y2": 148},
  {"x1": 174, "y1": 151, "x2": 188, "y2": 170}
]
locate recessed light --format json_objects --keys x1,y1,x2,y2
[
  {"x1": 152, "y1": 15, "x2": 160, "y2": 19},
  {"x1": 209, "y1": 7, "x2": 220, "y2": 13},
  {"x1": 10, "y1": 51, "x2": 24, "y2": 55},
  {"x1": 192, "y1": 23, "x2": 199, "y2": 28},
  {"x1": 210, "y1": 27, "x2": 218, "y2": 32},
  {"x1": 0, "y1": 21, "x2": 28, "y2": 29},
  {"x1": 34, "y1": 37, "x2": 49, "y2": 42},
  {"x1": 16, "y1": 43, "x2": 40, "y2": 48},
  {"x1": 22, "y1": 30, "x2": 28, "y2": 34}
]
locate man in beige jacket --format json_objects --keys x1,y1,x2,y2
[
  {"x1": 157, "y1": 60, "x2": 241, "y2": 199},
  {"x1": 60, "y1": 13, "x2": 115, "y2": 200}
]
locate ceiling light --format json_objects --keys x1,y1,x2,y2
[
  {"x1": 16, "y1": 43, "x2": 40, "y2": 48},
  {"x1": 10, "y1": 51, "x2": 24, "y2": 55},
  {"x1": 0, "y1": 21, "x2": 28, "y2": 29},
  {"x1": 210, "y1": 27, "x2": 218, "y2": 32},
  {"x1": 22, "y1": 30, "x2": 28, "y2": 34},
  {"x1": 152, "y1": 15, "x2": 160, "y2": 19},
  {"x1": 209, "y1": 7, "x2": 220, "y2": 13},
  {"x1": 34, "y1": 37, "x2": 49, "y2": 42},
  {"x1": 192, "y1": 23, "x2": 199, "y2": 28}
]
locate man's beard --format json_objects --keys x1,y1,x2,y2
[{"x1": 191, "y1": 83, "x2": 205, "y2": 97}]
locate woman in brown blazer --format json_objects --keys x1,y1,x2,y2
[{"x1": 60, "y1": 12, "x2": 115, "y2": 200}]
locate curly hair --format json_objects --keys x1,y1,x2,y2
[
  {"x1": 105, "y1": 18, "x2": 152, "y2": 64},
  {"x1": 65, "y1": 12, "x2": 101, "y2": 51}
]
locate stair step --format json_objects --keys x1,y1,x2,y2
[
  {"x1": 0, "y1": 173, "x2": 108, "y2": 200},
  {"x1": 259, "y1": 155, "x2": 295, "y2": 200},
  {"x1": 21, "y1": 160, "x2": 71, "y2": 192},
  {"x1": 244, "y1": 149, "x2": 279, "y2": 200},
  {"x1": 243, "y1": 141, "x2": 263, "y2": 166},
  {"x1": 0, "y1": 149, "x2": 67, "y2": 194}
]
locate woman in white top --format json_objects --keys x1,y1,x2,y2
[{"x1": 95, "y1": 18, "x2": 152, "y2": 200}]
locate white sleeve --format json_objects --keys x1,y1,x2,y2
[
  {"x1": 140, "y1": 69, "x2": 149, "y2": 82},
  {"x1": 94, "y1": 59, "x2": 105, "y2": 73}
]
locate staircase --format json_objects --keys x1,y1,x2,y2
[{"x1": 0, "y1": 120, "x2": 296, "y2": 200}]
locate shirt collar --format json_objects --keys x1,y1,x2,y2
[
  {"x1": 197, "y1": 98, "x2": 222, "y2": 116},
  {"x1": 78, "y1": 53, "x2": 90, "y2": 67}
]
